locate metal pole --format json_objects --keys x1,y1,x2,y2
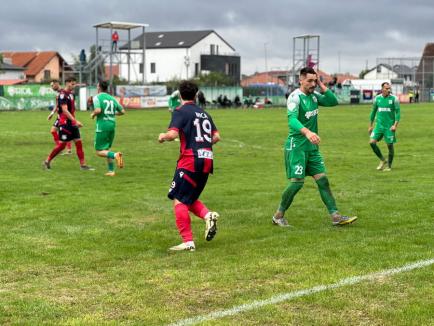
[
  {"x1": 264, "y1": 42, "x2": 268, "y2": 98},
  {"x1": 142, "y1": 26, "x2": 146, "y2": 84},
  {"x1": 110, "y1": 25, "x2": 113, "y2": 90},
  {"x1": 317, "y1": 36, "x2": 320, "y2": 71},
  {"x1": 128, "y1": 28, "x2": 131, "y2": 84},
  {"x1": 95, "y1": 27, "x2": 99, "y2": 85}
]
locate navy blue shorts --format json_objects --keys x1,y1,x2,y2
[
  {"x1": 53, "y1": 118, "x2": 60, "y2": 128},
  {"x1": 168, "y1": 169, "x2": 209, "y2": 205},
  {"x1": 59, "y1": 124, "x2": 81, "y2": 142}
]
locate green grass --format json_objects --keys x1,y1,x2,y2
[{"x1": 0, "y1": 104, "x2": 433, "y2": 325}]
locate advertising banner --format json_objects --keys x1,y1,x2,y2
[
  {"x1": 114, "y1": 96, "x2": 169, "y2": 109},
  {"x1": 3, "y1": 84, "x2": 57, "y2": 98},
  {"x1": 115, "y1": 85, "x2": 167, "y2": 97},
  {"x1": 0, "y1": 96, "x2": 55, "y2": 110}
]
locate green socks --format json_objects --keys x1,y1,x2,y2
[
  {"x1": 108, "y1": 161, "x2": 115, "y2": 172},
  {"x1": 315, "y1": 176, "x2": 338, "y2": 215},
  {"x1": 387, "y1": 143, "x2": 394, "y2": 168},
  {"x1": 107, "y1": 151, "x2": 116, "y2": 159},
  {"x1": 370, "y1": 143, "x2": 385, "y2": 161},
  {"x1": 278, "y1": 181, "x2": 304, "y2": 212}
]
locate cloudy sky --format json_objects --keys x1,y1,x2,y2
[{"x1": 1, "y1": 0, "x2": 433, "y2": 76}]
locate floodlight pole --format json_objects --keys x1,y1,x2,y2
[
  {"x1": 142, "y1": 26, "x2": 146, "y2": 84},
  {"x1": 110, "y1": 25, "x2": 113, "y2": 91},
  {"x1": 128, "y1": 28, "x2": 131, "y2": 83},
  {"x1": 95, "y1": 27, "x2": 99, "y2": 84}
]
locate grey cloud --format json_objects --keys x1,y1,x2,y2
[{"x1": 1, "y1": 0, "x2": 433, "y2": 75}]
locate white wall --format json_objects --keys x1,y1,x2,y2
[
  {"x1": 364, "y1": 66, "x2": 397, "y2": 80},
  {"x1": 0, "y1": 70, "x2": 25, "y2": 80},
  {"x1": 119, "y1": 32, "x2": 237, "y2": 83}
]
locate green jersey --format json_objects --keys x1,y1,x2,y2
[
  {"x1": 93, "y1": 92, "x2": 123, "y2": 132},
  {"x1": 286, "y1": 88, "x2": 338, "y2": 151},
  {"x1": 168, "y1": 90, "x2": 181, "y2": 110},
  {"x1": 370, "y1": 94, "x2": 400, "y2": 128}
]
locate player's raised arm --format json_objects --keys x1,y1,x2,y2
[{"x1": 313, "y1": 72, "x2": 338, "y2": 107}]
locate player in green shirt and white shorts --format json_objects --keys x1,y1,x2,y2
[
  {"x1": 368, "y1": 82, "x2": 400, "y2": 171},
  {"x1": 272, "y1": 67, "x2": 357, "y2": 227},
  {"x1": 91, "y1": 80, "x2": 125, "y2": 176}
]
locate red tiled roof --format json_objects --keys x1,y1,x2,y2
[
  {"x1": 241, "y1": 72, "x2": 286, "y2": 87},
  {"x1": 2, "y1": 51, "x2": 60, "y2": 77}
]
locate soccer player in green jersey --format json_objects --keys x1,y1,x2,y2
[
  {"x1": 368, "y1": 82, "x2": 400, "y2": 171},
  {"x1": 91, "y1": 80, "x2": 125, "y2": 176},
  {"x1": 272, "y1": 67, "x2": 357, "y2": 227}
]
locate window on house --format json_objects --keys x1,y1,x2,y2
[
  {"x1": 216, "y1": 45, "x2": 219, "y2": 55},
  {"x1": 139, "y1": 63, "x2": 143, "y2": 74},
  {"x1": 210, "y1": 44, "x2": 215, "y2": 55},
  {"x1": 150, "y1": 62, "x2": 156, "y2": 74},
  {"x1": 195, "y1": 63, "x2": 199, "y2": 77},
  {"x1": 377, "y1": 66, "x2": 381, "y2": 73},
  {"x1": 44, "y1": 70, "x2": 51, "y2": 80}
]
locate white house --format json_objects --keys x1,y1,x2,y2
[
  {"x1": 119, "y1": 30, "x2": 240, "y2": 83},
  {"x1": 364, "y1": 64, "x2": 398, "y2": 80}
]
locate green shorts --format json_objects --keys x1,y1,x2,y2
[
  {"x1": 284, "y1": 146, "x2": 326, "y2": 179},
  {"x1": 94, "y1": 129, "x2": 115, "y2": 150},
  {"x1": 370, "y1": 127, "x2": 396, "y2": 144}
]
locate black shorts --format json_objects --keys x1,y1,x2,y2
[
  {"x1": 53, "y1": 118, "x2": 60, "y2": 128},
  {"x1": 59, "y1": 124, "x2": 80, "y2": 142},
  {"x1": 168, "y1": 168, "x2": 209, "y2": 205}
]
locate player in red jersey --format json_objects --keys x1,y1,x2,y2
[
  {"x1": 158, "y1": 80, "x2": 221, "y2": 251},
  {"x1": 47, "y1": 80, "x2": 72, "y2": 154},
  {"x1": 43, "y1": 77, "x2": 93, "y2": 170}
]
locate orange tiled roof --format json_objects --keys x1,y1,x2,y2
[
  {"x1": 241, "y1": 72, "x2": 286, "y2": 87},
  {"x1": 2, "y1": 51, "x2": 59, "y2": 77}
]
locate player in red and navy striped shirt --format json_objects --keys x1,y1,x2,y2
[
  {"x1": 43, "y1": 77, "x2": 93, "y2": 171},
  {"x1": 158, "y1": 80, "x2": 221, "y2": 251}
]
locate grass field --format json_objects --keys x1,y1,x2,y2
[{"x1": 0, "y1": 104, "x2": 433, "y2": 325}]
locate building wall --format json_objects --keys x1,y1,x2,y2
[
  {"x1": 364, "y1": 66, "x2": 397, "y2": 80},
  {"x1": 119, "y1": 32, "x2": 238, "y2": 83},
  {"x1": 0, "y1": 70, "x2": 25, "y2": 80},
  {"x1": 34, "y1": 56, "x2": 60, "y2": 82}
]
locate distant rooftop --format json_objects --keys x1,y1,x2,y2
[
  {"x1": 93, "y1": 21, "x2": 149, "y2": 30},
  {"x1": 120, "y1": 30, "x2": 235, "y2": 51}
]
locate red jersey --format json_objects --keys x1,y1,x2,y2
[
  {"x1": 58, "y1": 89, "x2": 76, "y2": 126},
  {"x1": 168, "y1": 102, "x2": 218, "y2": 173}
]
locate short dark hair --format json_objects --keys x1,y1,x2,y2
[
  {"x1": 99, "y1": 80, "x2": 109, "y2": 92},
  {"x1": 65, "y1": 77, "x2": 76, "y2": 83},
  {"x1": 381, "y1": 82, "x2": 390, "y2": 88},
  {"x1": 50, "y1": 79, "x2": 59, "y2": 84},
  {"x1": 178, "y1": 80, "x2": 198, "y2": 101},
  {"x1": 299, "y1": 67, "x2": 316, "y2": 77}
]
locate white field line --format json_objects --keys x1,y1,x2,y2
[{"x1": 169, "y1": 258, "x2": 434, "y2": 326}]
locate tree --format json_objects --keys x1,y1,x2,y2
[
  {"x1": 195, "y1": 71, "x2": 234, "y2": 87},
  {"x1": 0, "y1": 53, "x2": 3, "y2": 64},
  {"x1": 359, "y1": 69, "x2": 369, "y2": 79}
]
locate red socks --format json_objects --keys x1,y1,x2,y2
[
  {"x1": 74, "y1": 140, "x2": 85, "y2": 165},
  {"x1": 188, "y1": 200, "x2": 209, "y2": 219},
  {"x1": 51, "y1": 131, "x2": 59, "y2": 145},
  {"x1": 66, "y1": 142, "x2": 72, "y2": 151},
  {"x1": 47, "y1": 142, "x2": 67, "y2": 162},
  {"x1": 174, "y1": 203, "x2": 193, "y2": 242}
]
